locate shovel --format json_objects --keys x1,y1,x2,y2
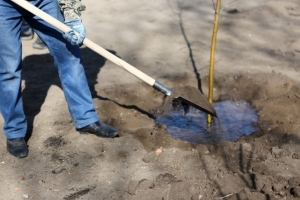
[{"x1": 11, "y1": 0, "x2": 216, "y2": 116}]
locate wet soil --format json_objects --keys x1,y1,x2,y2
[{"x1": 1, "y1": 0, "x2": 300, "y2": 199}]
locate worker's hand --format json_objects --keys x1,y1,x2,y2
[{"x1": 63, "y1": 19, "x2": 86, "y2": 46}]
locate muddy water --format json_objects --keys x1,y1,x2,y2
[{"x1": 156, "y1": 100, "x2": 259, "y2": 144}]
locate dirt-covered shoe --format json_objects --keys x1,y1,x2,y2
[
  {"x1": 77, "y1": 121, "x2": 118, "y2": 138},
  {"x1": 32, "y1": 37, "x2": 47, "y2": 50},
  {"x1": 7, "y1": 137, "x2": 28, "y2": 158}
]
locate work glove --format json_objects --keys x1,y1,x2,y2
[
  {"x1": 63, "y1": 19, "x2": 86, "y2": 46},
  {"x1": 59, "y1": 0, "x2": 86, "y2": 45}
]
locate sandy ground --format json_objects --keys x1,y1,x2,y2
[{"x1": 1, "y1": 0, "x2": 300, "y2": 199}]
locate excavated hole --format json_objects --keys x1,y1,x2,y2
[
  {"x1": 153, "y1": 73, "x2": 300, "y2": 145},
  {"x1": 155, "y1": 99, "x2": 259, "y2": 144}
]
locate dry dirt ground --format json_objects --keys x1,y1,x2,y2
[{"x1": 1, "y1": 0, "x2": 300, "y2": 199}]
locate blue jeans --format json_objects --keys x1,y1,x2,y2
[{"x1": 0, "y1": 0, "x2": 99, "y2": 139}]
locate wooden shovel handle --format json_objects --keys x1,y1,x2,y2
[{"x1": 11, "y1": 0, "x2": 156, "y2": 86}]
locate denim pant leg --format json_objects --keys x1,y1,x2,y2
[
  {"x1": 24, "y1": 0, "x2": 99, "y2": 129},
  {"x1": 0, "y1": 1, "x2": 27, "y2": 139}
]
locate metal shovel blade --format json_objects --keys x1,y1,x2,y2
[{"x1": 170, "y1": 86, "x2": 217, "y2": 116}]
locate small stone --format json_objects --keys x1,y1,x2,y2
[
  {"x1": 127, "y1": 180, "x2": 139, "y2": 195},
  {"x1": 272, "y1": 183, "x2": 283, "y2": 192},
  {"x1": 253, "y1": 174, "x2": 264, "y2": 191},
  {"x1": 289, "y1": 177, "x2": 300, "y2": 187},
  {"x1": 138, "y1": 179, "x2": 154, "y2": 190},
  {"x1": 292, "y1": 186, "x2": 300, "y2": 197},
  {"x1": 142, "y1": 152, "x2": 156, "y2": 163},
  {"x1": 292, "y1": 153, "x2": 300, "y2": 159},
  {"x1": 188, "y1": 186, "x2": 195, "y2": 193},
  {"x1": 242, "y1": 143, "x2": 252, "y2": 152},
  {"x1": 271, "y1": 147, "x2": 283, "y2": 158},
  {"x1": 23, "y1": 194, "x2": 29, "y2": 199}
]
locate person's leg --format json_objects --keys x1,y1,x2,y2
[
  {"x1": 24, "y1": 0, "x2": 100, "y2": 129},
  {"x1": 22, "y1": 0, "x2": 117, "y2": 138},
  {"x1": 0, "y1": 0, "x2": 28, "y2": 157},
  {"x1": 0, "y1": 0, "x2": 27, "y2": 139}
]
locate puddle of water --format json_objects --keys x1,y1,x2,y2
[{"x1": 155, "y1": 100, "x2": 259, "y2": 144}]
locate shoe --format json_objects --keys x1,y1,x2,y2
[
  {"x1": 77, "y1": 121, "x2": 118, "y2": 138},
  {"x1": 32, "y1": 37, "x2": 47, "y2": 49},
  {"x1": 7, "y1": 137, "x2": 28, "y2": 158},
  {"x1": 21, "y1": 28, "x2": 34, "y2": 41},
  {"x1": 21, "y1": 19, "x2": 34, "y2": 40}
]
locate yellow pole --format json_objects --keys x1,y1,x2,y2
[{"x1": 207, "y1": 0, "x2": 221, "y2": 127}]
